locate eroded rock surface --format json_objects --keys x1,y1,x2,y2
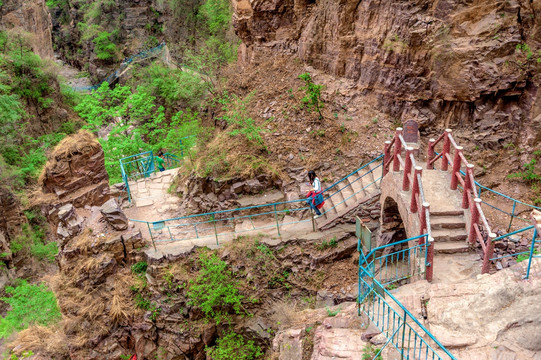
[
  {"x1": 100, "y1": 198, "x2": 129, "y2": 231},
  {"x1": 38, "y1": 130, "x2": 110, "y2": 215},
  {"x1": 0, "y1": 0, "x2": 54, "y2": 59},
  {"x1": 233, "y1": 0, "x2": 541, "y2": 151}
]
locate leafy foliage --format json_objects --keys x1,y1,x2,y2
[
  {"x1": 92, "y1": 31, "x2": 118, "y2": 61},
  {"x1": 187, "y1": 252, "x2": 243, "y2": 323},
  {"x1": 11, "y1": 211, "x2": 57, "y2": 263},
  {"x1": 0, "y1": 31, "x2": 74, "y2": 189},
  {"x1": 206, "y1": 331, "x2": 263, "y2": 360},
  {"x1": 508, "y1": 151, "x2": 541, "y2": 204},
  {"x1": 298, "y1": 72, "x2": 324, "y2": 119},
  {"x1": 129, "y1": 63, "x2": 208, "y2": 108},
  {"x1": 75, "y1": 82, "x2": 202, "y2": 183},
  {"x1": 362, "y1": 344, "x2": 382, "y2": 360},
  {"x1": 218, "y1": 92, "x2": 267, "y2": 149},
  {"x1": 0, "y1": 281, "x2": 61, "y2": 339}
]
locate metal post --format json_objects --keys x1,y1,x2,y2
[
  {"x1": 147, "y1": 222, "x2": 157, "y2": 251},
  {"x1": 211, "y1": 214, "x2": 219, "y2": 245},
  {"x1": 410, "y1": 167, "x2": 422, "y2": 213},
  {"x1": 507, "y1": 200, "x2": 517, "y2": 233},
  {"x1": 470, "y1": 198, "x2": 481, "y2": 245},
  {"x1": 482, "y1": 232, "x2": 497, "y2": 274},
  {"x1": 426, "y1": 236, "x2": 434, "y2": 282},
  {"x1": 400, "y1": 308, "x2": 407, "y2": 356},
  {"x1": 402, "y1": 147, "x2": 413, "y2": 191},
  {"x1": 450, "y1": 146, "x2": 463, "y2": 190},
  {"x1": 427, "y1": 138, "x2": 436, "y2": 170},
  {"x1": 419, "y1": 202, "x2": 430, "y2": 243},
  {"x1": 462, "y1": 164, "x2": 474, "y2": 209},
  {"x1": 525, "y1": 228, "x2": 538, "y2": 280},
  {"x1": 441, "y1": 129, "x2": 452, "y2": 171},
  {"x1": 383, "y1": 140, "x2": 392, "y2": 176},
  {"x1": 274, "y1": 204, "x2": 281, "y2": 237},
  {"x1": 393, "y1": 128, "x2": 403, "y2": 172}
]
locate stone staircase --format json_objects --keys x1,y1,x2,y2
[
  {"x1": 420, "y1": 169, "x2": 470, "y2": 255},
  {"x1": 316, "y1": 160, "x2": 383, "y2": 230},
  {"x1": 127, "y1": 168, "x2": 179, "y2": 208}
]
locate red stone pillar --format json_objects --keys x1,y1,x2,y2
[
  {"x1": 402, "y1": 147, "x2": 414, "y2": 191},
  {"x1": 450, "y1": 146, "x2": 463, "y2": 190},
  {"x1": 462, "y1": 164, "x2": 474, "y2": 209},
  {"x1": 410, "y1": 166, "x2": 422, "y2": 213},
  {"x1": 482, "y1": 233, "x2": 497, "y2": 274},
  {"x1": 441, "y1": 129, "x2": 452, "y2": 171},
  {"x1": 392, "y1": 128, "x2": 403, "y2": 172},
  {"x1": 469, "y1": 198, "x2": 481, "y2": 245},
  {"x1": 383, "y1": 140, "x2": 392, "y2": 176},
  {"x1": 427, "y1": 138, "x2": 436, "y2": 170}
]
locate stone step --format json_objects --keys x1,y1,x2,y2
[
  {"x1": 360, "y1": 171, "x2": 379, "y2": 194},
  {"x1": 431, "y1": 228, "x2": 468, "y2": 242},
  {"x1": 430, "y1": 216, "x2": 466, "y2": 230},
  {"x1": 347, "y1": 174, "x2": 366, "y2": 198},
  {"x1": 368, "y1": 161, "x2": 383, "y2": 187},
  {"x1": 331, "y1": 189, "x2": 349, "y2": 214},
  {"x1": 135, "y1": 198, "x2": 154, "y2": 207},
  {"x1": 321, "y1": 196, "x2": 339, "y2": 216},
  {"x1": 341, "y1": 184, "x2": 358, "y2": 207},
  {"x1": 430, "y1": 209, "x2": 464, "y2": 217},
  {"x1": 433, "y1": 241, "x2": 470, "y2": 255}
]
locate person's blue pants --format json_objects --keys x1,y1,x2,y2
[{"x1": 307, "y1": 194, "x2": 322, "y2": 215}]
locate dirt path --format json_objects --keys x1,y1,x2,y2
[{"x1": 54, "y1": 53, "x2": 92, "y2": 89}]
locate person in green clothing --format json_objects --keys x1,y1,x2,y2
[{"x1": 156, "y1": 151, "x2": 166, "y2": 172}]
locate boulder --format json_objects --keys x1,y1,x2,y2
[
  {"x1": 100, "y1": 199, "x2": 129, "y2": 231},
  {"x1": 55, "y1": 204, "x2": 84, "y2": 243},
  {"x1": 40, "y1": 130, "x2": 110, "y2": 207}
]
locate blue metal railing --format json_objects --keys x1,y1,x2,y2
[
  {"x1": 359, "y1": 234, "x2": 429, "y2": 287},
  {"x1": 357, "y1": 236, "x2": 456, "y2": 360},
  {"x1": 489, "y1": 225, "x2": 540, "y2": 279},
  {"x1": 120, "y1": 150, "x2": 181, "y2": 202},
  {"x1": 358, "y1": 267, "x2": 457, "y2": 360},
  {"x1": 130, "y1": 155, "x2": 384, "y2": 245},
  {"x1": 73, "y1": 43, "x2": 167, "y2": 92},
  {"x1": 436, "y1": 151, "x2": 541, "y2": 231}
]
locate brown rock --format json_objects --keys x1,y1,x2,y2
[
  {"x1": 39, "y1": 130, "x2": 110, "y2": 210},
  {"x1": 100, "y1": 199, "x2": 128, "y2": 231},
  {"x1": 1, "y1": 0, "x2": 54, "y2": 59}
]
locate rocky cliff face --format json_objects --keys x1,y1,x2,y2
[
  {"x1": 0, "y1": 0, "x2": 54, "y2": 59},
  {"x1": 233, "y1": 0, "x2": 541, "y2": 151},
  {"x1": 49, "y1": 0, "x2": 202, "y2": 78}
]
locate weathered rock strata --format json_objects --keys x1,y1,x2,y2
[{"x1": 233, "y1": 0, "x2": 541, "y2": 151}]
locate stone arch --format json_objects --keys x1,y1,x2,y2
[{"x1": 380, "y1": 196, "x2": 407, "y2": 248}]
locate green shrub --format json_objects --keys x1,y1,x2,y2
[
  {"x1": 206, "y1": 331, "x2": 263, "y2": 360},
  {"x1": 30, "y1": 242, "x2": 58, "y2": 262},
  {"x1": 10, "y1": 211, "x2": 57, "y2": 263},
  {"x1": 219, "y1": 92, "x2": 267, "y2": 149},
  {"x1": 92, "y1": 31, "x2": 118, "y2": 61},
  {"x1": 298, "y1": 72, "x2": 324, "y2": 119},
  {"x1": 131, "y1": 261, "x2": 148, "y2": 274},
  {"x1": 0, "y1": 281, "x2": 61, "y2": 339},
  {"x1": 187, "y1": 252, "x2": 243, "y2": 323}
]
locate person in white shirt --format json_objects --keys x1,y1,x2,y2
[{"x1": 307, "y1": 170, "x2": 323, "y2": 217}]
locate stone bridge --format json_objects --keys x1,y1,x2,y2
[{"x1": 378, "y1": 127, "x2": 497, "y2": 281}]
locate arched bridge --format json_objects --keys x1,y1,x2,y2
[{"x1": 379, "y1": 128, "x2": 497, "y2": 281}]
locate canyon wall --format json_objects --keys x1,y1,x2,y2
[
  {"x1": 233, "y1": 0, "x2": 541, "y2": 150},
  {"x1": 0, "y1": 0, "x2": 54, "y2": 59}
]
